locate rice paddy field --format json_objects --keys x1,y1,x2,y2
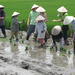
[{"x1": 0, "y1": 0, "x2": 75, "y2": 31}]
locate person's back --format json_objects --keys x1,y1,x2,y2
[
  {"x1": 71, "y1": 20, "x2": 75, "y2": 31},
  {"x1": 29, "y1": 11, "x2": 39, "y2": 25},
  {"x1": 11, "y1": 17, "x2": 19, "y2": 32}
]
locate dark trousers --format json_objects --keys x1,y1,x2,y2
[
  {"x1": 10, "y1": 32, "x2": 19, "y2": 42},
  {"x1": 63, "y1": 31, "x2": 68, "y2": 42},
  {"x1": 74, "y1": 41, "x2": 75, "y2": 54},
  {"x1": 0, "y1": 25, "x2": 6, "y2": 37},
  {"x1": 52, "y1": 32, "x2": 63, "y2": 51},
  {"x1": 26, "y1": 25, "x2": 35, "y2": 40},
  {"x1": 73, "y1": 33, "x2": 75, "y2": 54},
  {"x1": 62, "y1": 25, "x2": 69, "y2": 45}
]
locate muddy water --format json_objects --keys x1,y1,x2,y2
[{"x1": 0, "y1": 37, "x2": 75, "y2": 75}]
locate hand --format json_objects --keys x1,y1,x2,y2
[
  {"x1": 0, "y1": 17, "x2": 4, "y2": 19},
  {"x1": 52, "y1": 19, "x2": 61, "y2": 22},
  {"x1": 52, "y1": 20, "x2": 57, "y2": 22},
  {"x1": 19, "y1": 21, "x2": 22, "y2": 24},
  {"x1": 41, "y1": 30, "x2": 45, "y2": 33}
]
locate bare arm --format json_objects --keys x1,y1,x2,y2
[
  {"x1": 44, "y1": 13, "x2": 48, "y2": 22},
  {"x1": 27, "y1": 17, "x2": 30, "y2": 26},
  {"x1": 52, "y1": 19, "x2": 62, "y2": 22},
  {"x1": 27, "y1": 13, "x2": 31, "y2": 26}
]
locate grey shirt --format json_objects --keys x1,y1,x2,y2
[{"x1": 11, "y1": 17, "x2": 19, "y2": 32}]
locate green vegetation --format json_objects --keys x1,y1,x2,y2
[{"x1": 0, "y1": 0, "x2": 75, "y2": 31}]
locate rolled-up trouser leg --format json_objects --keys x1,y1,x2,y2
[
  {"x1": 15, "y1": 32, "x2": 19, "y2": 42},
  {"x1": 10, "y1": 32, "x2": 14, "y2": 42}
]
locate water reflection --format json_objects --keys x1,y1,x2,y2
[
  {"x1": 56, "y1": 50, "x2": 60, "y2": 56},
  {"x1": 45, "y1": 47, "x2": 53, "y2": 64},
  {"x1": 67, "y1": 50, "x2": 74, "y2": 68},
  {"x1": 64, "y1": 52, "x2": 75, "y2": 75},
  {"x1": 0, "y1": 40, "x2": 75, "y2": 75},
  {"x1": 3, "y1": 41, "x2": 74, "y2": 69},
  {"x1": 0, "y1": 42, "x2": 6, "y2": 50},
  {"x1": 10, "y1": 42, "x2": 18, "y2": 53},
  {"x1": 4, "y1": 42, "x2": 11, "y2": 53}
]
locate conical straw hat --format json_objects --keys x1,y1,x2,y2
[
  {"x1": 0, "y1": 5, "x2": 5, "y2": 8},
  {"x1": 12, "y1": 12, "x2": 20, "y2": 17},
  {"x1": 57, "y1": 6, "x2": 68, "y2": 12},
  {"x1": 51, "y1": 26, "x2": 62, "y2": 35},
  {"x1": 31, "y1": 4, "x2": 39, "y2": 9},
  {"x1": 36, "y1": 6, "x2": 46, "y2": 12},
  {"x1": 63, "y1": 16, "x2": 74, "y2": 25},
  {"x1": 36, "y1": 15, "x2": 45, "y2": 21}
]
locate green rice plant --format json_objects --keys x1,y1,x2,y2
[{"x1": 0, "y1": 0, "x2": 75, "y2": 31}]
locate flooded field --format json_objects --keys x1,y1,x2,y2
[{"x1": 0, "y1": 30, "x2": 75, "y2": 75}]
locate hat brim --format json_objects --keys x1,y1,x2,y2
[
  {"x1": 12, "y1": 14, "x2": 20, "y2": 17},
  {"x1": 63, "y1": 16, "x2": 74, "y2": 25},
  {"x1": 0, "y1": 7, "x2": 4, "y2": 8},
  {"x1": 31, "y1": 7, "x2": 38, "y2": 10}
]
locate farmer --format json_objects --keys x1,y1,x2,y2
[
  {"x1": 10, "y1": 12, "x2": 20, "y2": 42},
  {"x1": 51, "y1": 26, "x2": 64, "y2": 51},
  {"x1": 35, "y1": 15, "x2": 46, "y2": 47},
  {"x1": 53, "y1": 6, "x2": 69, "y2": 45},
  {"x1": 0, "y1": 5, "x2": 6, "y2": 38},
  {"x1": 26, "y1": 4, "x2": 39, "y2": 40},
  {"x1": 63, "y1": 16, "x2": 75, "y2": 54},
  {"x1": 36, "y1": 6, "x2": 49, "y2": 43}
]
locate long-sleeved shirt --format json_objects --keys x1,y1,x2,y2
[{"x1": 11, "y1": 17, "x2": 19, "y2": 32}]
